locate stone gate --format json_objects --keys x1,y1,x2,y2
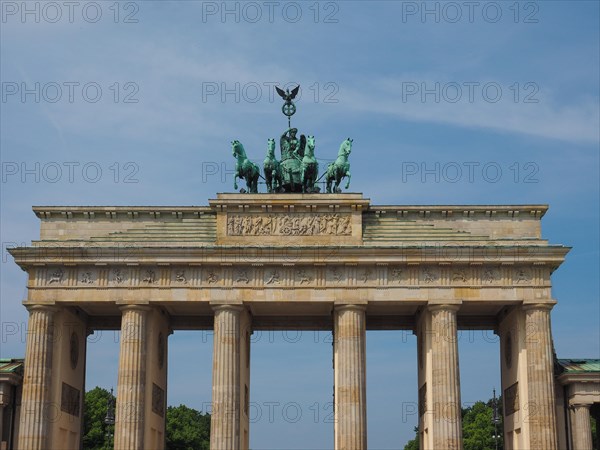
[{"x1": 9, "y1": 193, "x2": 569, "y2": 449}]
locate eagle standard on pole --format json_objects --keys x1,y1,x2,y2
[{"x1": 276, "y1": 85, "x2": 300, "y2": 129}]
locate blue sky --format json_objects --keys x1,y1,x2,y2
[{"x1": 1, "y1": 1, "x2": 598, "y2": 448}]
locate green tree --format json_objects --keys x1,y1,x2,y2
[
  {"x1": 165, "y1": 404, "x2": 211, "y2": 450},
  {"x1": 83, "y1": 387, "x2": 115, "y2": 450},
  {"x1": 83, "y1": 387, "x2": 211, "y2": 450},
  {"x1": 403, "y1": 396, "x2": 503, "y2": 450},
  {"x1": 403, "y1": 426, "x2": 419, "y2": 450},
  {"x1": 462, "y1": 400, "x2": 503, "y2": 450}
]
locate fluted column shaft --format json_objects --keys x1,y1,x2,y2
[
  {"x1": 429, "y1": 304, "x2": 462, "y2": 450},
  {"x1": 0, "y1": 383, "x2": 9, "y2": 447},
  {"x1": 114, "y1": 305, "x2": 150, "y2": 450},
  {"x1": 524, "y1": 304, "x2": 558, "y2": 450},
  {"x1": 595, "y1": 409, "x2": 600, "y2": 450},
  {"x1": 211, "y1": 305, "x2": 243, "y2": 450},
  {"x1": 570, "y1": 404, "x2": 593, "y2": 450},
  {"x1": 17, "y1": 305, "x2": 56, "y2": 450},
  {"x1": 334, "y1": 305, "x2": 367, "y2": 450}
]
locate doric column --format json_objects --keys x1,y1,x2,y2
[
  {"x1": 114, "y1": 305, "x2": 150, "y2": 450},
  {"x1": 211, "y1": 305, "x2": 243, "y2": 450},
  {"x1": 333, "y1": 304, "x2": 367, "y2": 450},
  {"x1": 0, "y1": 385, "x2": 5, "y2": 446},
  {"x1": 523, "y1": 304, "x2": 558, "y2": 449},
  {"x1": 17, "y1": 305, "x2": 56, "y2": 450},
  {"x1": 429, "y1": 304, "x2": 462, "y2": 450},
  {"x1": 0, "y1": 382, "x2": 8, "y2": 446},
  {"x1": 595, "y1": 407, "x2": 600, "y2": 450},
  {"x1": 570, "y1": 404, "x2": 593, "y2": 450}
]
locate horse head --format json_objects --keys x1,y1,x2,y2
[
  {"x1": 267, "y1": 138, "x2": 276, "y2": 157},
  {"x1": 305, "y1": 136, "x2": 315, "y2": 156},
  {"x1": 338, "y1": 138, "x2": 353, "y2": 157},
  {"x1": 232, "y1": 140, "x2": 244, "y2": 158}
]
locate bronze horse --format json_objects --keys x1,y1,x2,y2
[
  {"x1": 232, "y1": 140, "x2": 260, "y2": 193},
  {"x1": 263, "y1": 138, "x2": 283, "y2": 193},
  {"x1": 301, "y1": 135, "x2": 319, "y2": 193},
  {"x1": 324, "y1": 138, "x2": 352, "y2": 193}
]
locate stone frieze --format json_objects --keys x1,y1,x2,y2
[
  {"x1": 33, "y1": 264, "x2": 549, "y2": 289},
  {"x1": 227, "y1": 213, "x2": 352, "y2": 236}
]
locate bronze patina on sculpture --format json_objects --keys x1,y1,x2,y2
[
  {"x1": 232, "y1": 85, "x2": 352, "y2": 193},
  {"x1": 232, "y1": 140, "x2": 260, "y2": 193}
]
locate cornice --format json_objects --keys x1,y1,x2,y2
[
  {"x1": 30, "y1": 203, "x2": 549, "y2": 220},
  {"x1": 8, "y1": 244, "x2": 570, "y2": 268},
  {"x1": 32, "y1": 206, "x2": 214, "y2": 220},
  {"x1": 558, "y1": 372, "x2": 600, "y2": 385}
]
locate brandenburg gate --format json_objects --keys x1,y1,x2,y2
[{"x1": 9, "y1": 193, "x2": 569, "y2": 450}]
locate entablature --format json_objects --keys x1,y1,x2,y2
[
  {"x1": 9, "y1": 244, "x2": 569, "y2": 269},
  {"x1": 21, "y1": 259, "x2": 557, "y2": 291}
]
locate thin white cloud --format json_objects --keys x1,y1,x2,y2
[{"x1": 343, "y1": 77, "x2": 599, "y2": 144}]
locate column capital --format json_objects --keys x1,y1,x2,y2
[
  {"x1": 522, "y1": 300, "x2": 557, "y2": 312},
  {"x1": 334, "y1": 304, "x2": 367, "y2": 313},
  {"x1": 570, "y1": 402, "x2": 592, "y2": 410},
  {"x1": 25, "y1": 304, "x2": 59, "y2": 314},
  {"x1": 211, "y1": 303, "x2": 244, "y2": 313},
  {"x1": 118, "y1": 304, "x2": 152, "y2": 313},
  {"x1": 427, "y1": 303, "x2": 461, "y2": 313}
]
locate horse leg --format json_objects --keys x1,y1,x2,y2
[
  {"x1": 265, "y1": 170, "x2": 272, "y2": 193},
  {"x1": 345, "y1": 171, "x2": 351, "y2": 189},
  {"x1": 253, "y1": 166, "x2": 260, "y2": 193},
  {"x1": 335, "y1": 174, "x2": 342, "y2": 193},
  {"x1": 234, "y1": 174, "x2": 239, "y2": 191},
  {"x1": 302, "y1": 166, "x2": 310, "y2": 193}
]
